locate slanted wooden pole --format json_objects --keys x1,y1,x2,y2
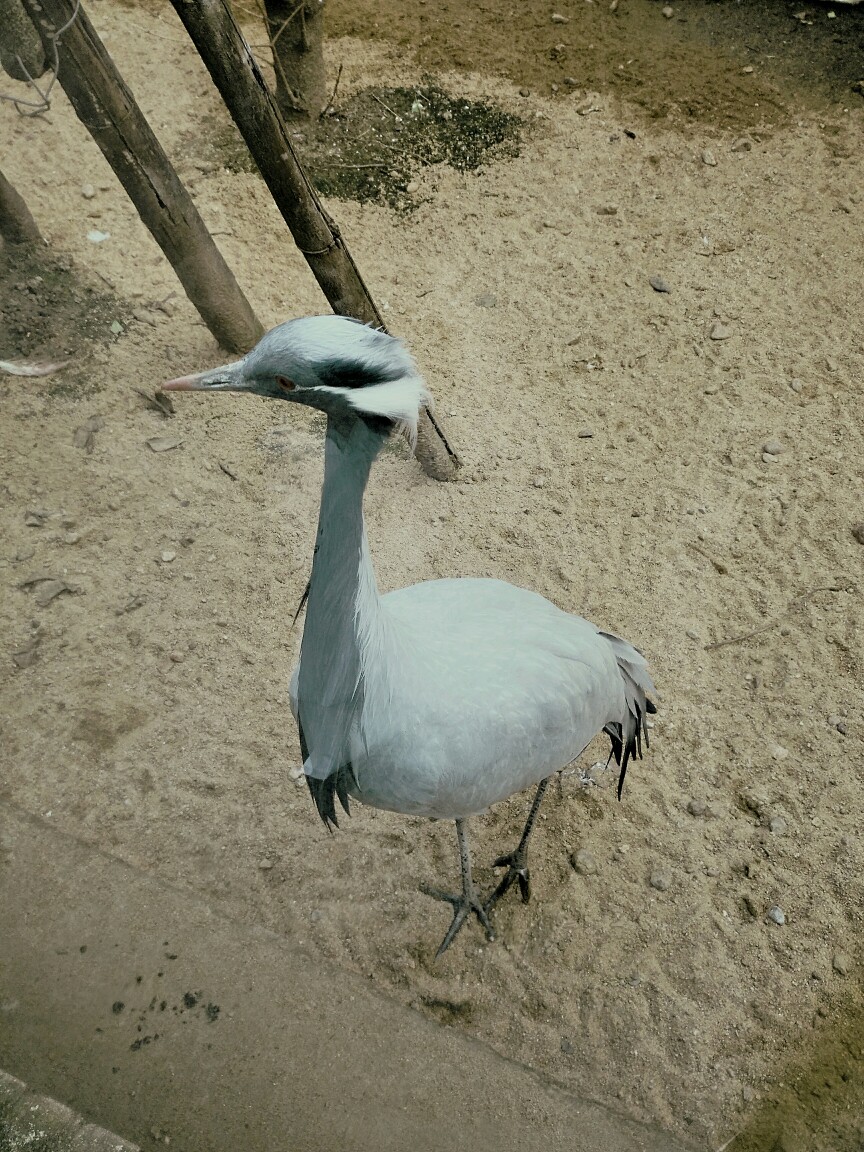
[
  {"x1": 21, "y1": 0, "x2": 263, "y2": 354},
  {"x1": 167, "y1": 0, "x2": 458, "y2": 481},
  {"x1": 0, "y1": 167, "x2": 44, "y2": 244}
]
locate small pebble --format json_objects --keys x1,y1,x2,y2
[
  {"x1": 571, "y1": 848, "x2": 599, "y2": 875},
  {"x1": 730, "y1": 137, "x2": 752, "y2": 152},
  {"x1": 832, "y1": 951, "x2": 851, "y2": 976},
  {"x1": 763, "y1": 438, "x2": 784, "y2": 455},
  {"x1": 742, "y1": 65, "x2": 754, "y2": 74},
  {"x1": 743, "y1": 894, "x2": 761, "y2": 918},
  {"x1": 81, "y1": 183, "x2": 96, "y2": 199},
  {"x1": 474, "y1": 292, "x2": 497, "y2": 308},
  {"x1": 767, "y1": 905, "x2": 785, "y2": 925},
  {"x1": 518, "y1": 88, "x2": 530, "y2": 98},
  {"x1": 650, "y1": 869, "x2": 671, "y2": 892},
  {"x1": 661, "y1": 5, "x2": 673, "y2": 16},
  {"x1": 551, "y1": 12, "x2": 569, "y2": 21},
  {"x1": 789, "y1": 378, "x2": 803, "y2": 393},
  {"x1": 405, "y1": 181, "x2": 419, "y2": 194},
  {"x1": 596, "y1": 204, "x2": 618, "y2": 215},
  {"x1": 701, "y1": 148, "x2": 717, "y2": 167},
  {"x1": 160, "y1": 550, "x2": 176, "y2": 564},
  {"x1": 687, "y1": 798, "x2": 706, "y2": 817},
  {"x1": 710, "y1": 322, "x2": 732, "y2": 340},
  {"x1": 577, "y1": 427, "x2": 593, "y2": 439},
  {"x1": 769, "y1": 816, "x2": 787, "y2": 836},
  {"x1": 169, "y1": 651, "x2": 184, "y2": 663},
  {"x1": 770, "y1": 744, "x2": 789, "y2": 761},
  {"x1": 851, "y1": 523, "x2": 864, "y2": 545},
  {"x1": 649, "y1": 274, "x2": 671, "y2": 293},
  {"x1": 762, "y1": 452, "x2": 777, "y2": 464},
  {"x1": 288, "y1": 765, "x2": 304, "y2": 781},
  {"x1": 258, "y1": 858, "x2": 274, "y2": 871},
  {"x1": 532, "y1": 476, "x2": 546, "y2": 488}
]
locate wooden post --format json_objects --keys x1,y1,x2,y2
[
  {"x1": 0, "y1": 167, "x2": 44, "y2": 244},
  {"x1": 20, "y1": 0, "x2": 263, "y2": 355},
  {"x1": 167, "y1": 0, "x2": 458, "y2": 481}
]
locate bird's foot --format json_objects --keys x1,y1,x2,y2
[
  {"x1": 420, "y1": 883, "x2": 496, "y2": 958},
  {"x1": 484, "y1": 848, "x2": 531, "y2": 912}
]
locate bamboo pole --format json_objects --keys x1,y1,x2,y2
[
  {"x1": 167, "y1": 0, "x2": 458, "y2": 481},
  {"x1": 21, "y1": 0, "x2": 264, "y2": 355}
]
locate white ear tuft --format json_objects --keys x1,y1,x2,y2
[{"x1": 345, "y1": 376, "x2": 431, "y2": 447}]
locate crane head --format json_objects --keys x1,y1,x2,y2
[{"x1": 163, "y1": 315, "x2": 431, "y2": 443}]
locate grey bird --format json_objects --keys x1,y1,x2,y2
[{"x1": 163, "y1": 315, "x2": 656, "y2": 956}]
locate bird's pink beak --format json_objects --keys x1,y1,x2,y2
[
  {"x1": 162, "y1": 372, "x2": 205, "y2": 391},
  {"x1": 162, "y1": 360, "x2": 246, "y2": 392}
]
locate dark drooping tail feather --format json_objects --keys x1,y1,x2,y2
[
  {"x1": 598, "y1": 630, "x2": 657, "y2": 800},
  {"x1": 305, "y1": 764, "x2": 356, "y2": 830},
  {"x1": 605, "y1": 696, "x2": 656, "y2": 800},
  {"x1": 298, "y1": 716, "x2": 355, "y2": 830}
]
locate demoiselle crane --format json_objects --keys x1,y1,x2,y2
[{"x1": 163, "y1": 316, "x2": 656, "y2": 956}]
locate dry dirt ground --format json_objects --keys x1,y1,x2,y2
[{"x1": 2, "y1": 1, "x2": 864, "y2": 1149}]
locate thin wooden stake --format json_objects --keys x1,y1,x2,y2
[
  {"x1": 21, "y1": 0, "x2": 264, "y2": 354},
  {"x1": 167, "y1": 0, "x2": 459, "y2": 481}
]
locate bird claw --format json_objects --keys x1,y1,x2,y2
[
  {"x1": 420, "y1": 883, "x2": 496, "y2": 957},
  {"x1": 486, "y1": 850, "x2": 532, "y2": 910}
]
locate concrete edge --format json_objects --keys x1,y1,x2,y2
[{"x1": 0, "y1": 1068, "x2": 140, "y2": 1151}]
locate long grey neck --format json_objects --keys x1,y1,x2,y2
[{"x1": 297, "y1": 415, "x2": 384, "y2": 780}]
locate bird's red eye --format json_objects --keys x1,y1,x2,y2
[{"x1": 277, "y1": 376, "x2": 296, "y2": 392}]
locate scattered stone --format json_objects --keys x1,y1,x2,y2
[
  {"x1": 710, "y1": 322, "x2": 732, "y2": 340},
  {"x1": 762, "y1": 452, "x2": 778, "y2": 464},
  {"x1": 518, "y1": 88, "x2": 530, "y2": 98},
  {"x1": 767, "y1": 905, "x2": 785, "y2": 926},
  {"x1": 24, "y1": 509, "x2": 48, "y2": 527},
  {"x1": 532, "y1": 476, "x2": 546, "y2": 488},
  {"x1": 169, "y1": 651, "x2": 184, "y2": 663},
  {"x1": 770, "y1": 744, "x2": 789, "y2": 761},
  {"x1": 81, "y1": 183, "x2": 96, "y2": 199},
  {"x1": 742, "y1": 65, "x2": 754, "y2": 74},
  {"x1": 87, "y1": 229, "x2": 111, "y2": 243},
  {"x1": 577, "y1": 427, "x2": 593, "y2": 439},
  {"x1": 685, "y1": 628, "x2": 701, "y2": 641},
  {"x1": 288, "y1": 765, "x2": 304, "y2": 782},
  {"x1": 405, "y1": 181, "x2": 419, "y2": 194},
  {"x1": 851, "y1": 523, "x2": 864, "y2": 544},
  {"x1": 258, "y1": 858, "x2": 274, "y2": 871},
  {"x1": 687, "y1": 798, "x2": 706, "y2": 817},
  {"x1": 649, "y1": 274, "x2": 671, "y2": 293},
  {"x1": 763, "y1": 438, "x2": 784, "y2": 456},
  {"x1": 769, "y1": 816, "x2": 787, "y2": 836},
  {"x1": 110, "y1": 320, "x2": 124, "y2": 335},
  {"x1": 551, "y1": 12, "x2": 569, "y2": 21},
  {"x1": 827, "y1": 714, "x2": 847, "y2": 734},
  {"x1": 73, "y1": 415, "x2": 104, "y2": 453},
  {"x1": 146, "y1": 435, "x2": 184, "y2": 453},
  {"x1": 730, "y1": 137, "x2": 752, "y2": 152},
  {"x1": 12, "y1": 637, "x2": 40, "y2": 668},
  {"x1": 832, "y1": 951, "x2": 851, "y2": 976},
  {"x1": 701, "y1": 148, "x2": 718, "y2": 166},
  {"x1": 661, "y1": 5, "x2": 673, "y2": 16},
  {"x1": 15, "y1": 547, "x2": 35, "y2": 562},
  {"x1": 160, "y1": 550, "x2": 176, "y2": 564},
  {"x1": 789, "y1": 377, "x2": 803, "y2": 393},
  {"x1": 596, "y1": 204, "x2": 618, "y2": 217},
  {"x1": 474, "y1": 292, "x2": 497, "y2": 308},
  {"x1": 650, "y1": 869, "x2": 671, "y2": 892},
  {"x1": 571, "y1": 848, "x2": 599, "y2": 875}
]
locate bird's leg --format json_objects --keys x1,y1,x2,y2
[
  {"x1": 421, "y1": 818, "x2": 496, "y2": 958},
  {"x1": 485, "y1": 777, "x2": 551, "y2": 912}
]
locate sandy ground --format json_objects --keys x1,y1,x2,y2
[{"x1": 1, "y1": 1, "x2": 864, "y2": 1149}]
